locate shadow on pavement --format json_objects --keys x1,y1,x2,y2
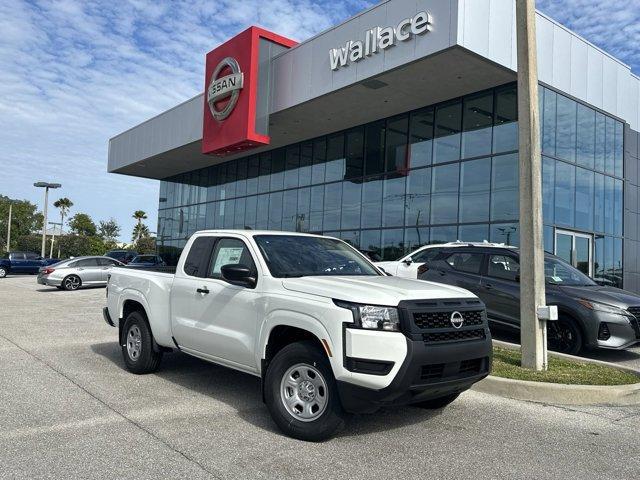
[{"x1": 90, "y1": 341, "x2": 442, "y2": 438}]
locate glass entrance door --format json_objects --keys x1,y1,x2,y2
[{"x1": 554, "y1": 230, "x2": 593, "y2": 277}]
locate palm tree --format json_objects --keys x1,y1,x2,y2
[
  {"x1": 53, "y1": 197, "x2": 73, "y2": 259},
  {"x1": 53, "y1": 197, "x2": 73, "y2": 232},
  {"x1": 132, "y1": 210, "x2": 148, "y2": 243}
]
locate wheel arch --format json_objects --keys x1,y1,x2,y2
[
  {"x1": 258, "y1": 313, "x2": 335, "y2": 402},
  {"x1": 118, "y1": 297, "x2": 163, "y2": 353}
]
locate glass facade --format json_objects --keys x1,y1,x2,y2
[
  {"x1": 540, "y1": 86, "x2": 624, "y2": 288},
  {"x1": 157, "y1": 83, "x2": 625, "y2": 288}
]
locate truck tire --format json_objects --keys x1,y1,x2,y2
[
  {"x1": 413, "y1": 392, "x2": 460, "y2": 409},
  {"x1": 62, "y1": 275, "x2": 82, "y2": 291},
  {"x1": 264, "y1": 341, "x2": 346, "y2": 442},
  {"x1": 121, "y1": 311, "x2": 162, "y2": 374},
  {"x1": 0, "y1": 267, "x2": 7, "y2": 278}
]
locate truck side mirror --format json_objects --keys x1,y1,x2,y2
[
  {"x1": 403, "y1": 257, "x2": 413, "y2": 265},
  {"x1": 221, "y1": 264, "x2": 256, "y2": 288}
]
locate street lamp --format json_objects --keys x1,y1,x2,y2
[{"x1": 34, "y1": 182, "x2": 61, "y2": 258}]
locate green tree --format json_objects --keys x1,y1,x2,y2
[
  {"x1": 68, "y1": 213, "x2": 97, "y2": 236},
  {"x1": 53, "y1": 197, "x2": 73, "y2": 232},
  {"x1": 98, "y1": 218, "x2": 121, "y2": 242},
  {"x1": 57, "y1": 235, "x2": 106, "y2": 258},
  {"x1": 132, "y1": 223, "x2": 150, "y2": 242},
  {"x1": 132, "y1": 210, "x2": 149, "y2": 242},
  {"x1": 135, "y1": 236, "x2": 156, "y2": 254},
  {"x1": 0, "y1": 195, "x2": 43, "y2": 251}
]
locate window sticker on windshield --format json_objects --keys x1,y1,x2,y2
[{"x1": 212, "y1": 247, "x2": 244, "y2": 274}]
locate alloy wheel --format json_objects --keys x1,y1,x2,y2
[
  {"x1": 64, "y1": 276, "x2": 80, "y2": 290},
  {"x1": 548, "y1": 320, "x2": 577, "y2": 353}
]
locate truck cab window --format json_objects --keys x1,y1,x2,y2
[
  {"x1": 208, "y1": 238, "x2": 256, "y2": 279},
  {"x1": 183, "y1": 237, "x2": 215, "y2": 277}
]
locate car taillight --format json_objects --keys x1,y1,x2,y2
[
  {"x1": 43, "y1": 268, "x2": 55, "y2": 275},
  {"x1": 416, "y1": 264, "x2": 428, "y2": 277}
]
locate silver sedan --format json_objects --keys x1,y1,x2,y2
[{"x1": 37, "y1": 256, "x2": 123, "y2": 291}]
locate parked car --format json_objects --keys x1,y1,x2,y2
[
  {"x1": 104, "y1": 230, "x2": 492, "y2": 441},
  {"x1": 375, "y1": 241, "x2": 505, "y2": 278},
  {"x1": 128, "y1": 254, "x2": 166, "y2": 267},
  {"x1": 105, "y1": 250, "x2": 138, "y2": 264},
  {"x1": 417, "y1": 244, "x2": 640, "y2": 355},
  {"x1": 38, "y1": 256, "x2": 123, "y2": 290},
  {"x1": 0, "y1": 251, "x2": 59, "y2": 278}
]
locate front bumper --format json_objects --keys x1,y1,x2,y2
[
  {"x1": 592, "y1": 311, "x2": 640, "y2": 350},
  {"x1": 337, "y1": 335, "x2": 492, "y2": 413}
]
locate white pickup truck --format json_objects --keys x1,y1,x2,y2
[{"x1": 104, "y1": 230, "x2": 492, "y2": 441}]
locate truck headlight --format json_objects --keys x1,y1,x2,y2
[{"x1": 334, "y1": 300, "x2": 400, "y2": 331}]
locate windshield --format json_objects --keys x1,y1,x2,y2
[
  {"x1": 544, "y1": 256, "x2": 596, "y2": 286},
  {"x1": 132, "y1": 256, "x2": 154, "y2": 263},
  {"x1": 254, "y1": 235, "x2": 381, "y2": 278}
]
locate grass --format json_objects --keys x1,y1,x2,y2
[{"x1": 491, "y1": 347, "x2": 639, "y2": 386}]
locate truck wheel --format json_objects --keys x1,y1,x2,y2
[
  {"x1": 413, "y1": 393, "x2": 460, "y2": 409},
  {"x1": 548, "y1": 316, "x2": 582, "y2": 355},
  {"x1": 264, "y1": 341, "x2": 346, "y2": 442},
  {"x1": 0, "y1": 267, "x2": 6, "y2": 278},
  {"x1": 121, "y1": 311, "x2": 162, "y2": 374},
  {"x1": 62, "y1": 275, "x2": 82, "y2": 291}
]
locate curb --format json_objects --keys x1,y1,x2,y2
[{"x1": 470, "y1": 340, "x2": 640, "y2": 406}]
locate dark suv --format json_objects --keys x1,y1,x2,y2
[{"x1": 418, "y1": 244, "x2": 640, "y2": 354}]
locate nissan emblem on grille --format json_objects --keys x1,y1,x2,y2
[
  {"x1": 207, "y1": 57, "x2": 244, "y2": 121},
  {"x1": 450, "y1": 311, "x2": 464, "y2": 329}
]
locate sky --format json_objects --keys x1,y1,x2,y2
[{"x1": 0, "y1": 0, "x2": 638, "y2": 242}]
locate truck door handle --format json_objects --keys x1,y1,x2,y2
[
  {"x1": 197, "y1": 287, "x2": 209, "y2": 294},
  {"x1": 484, "y1": 283, "x2": 493, "y2": 290},
  {"x1": 438, "y1": 270, "x2": 446, "y2": 276}
]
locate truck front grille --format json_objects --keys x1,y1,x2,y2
[
  {"x1": 422, "y1": 328, "x2": 486, "y2": 344},
  {"x1": 626, "y1": 307, "x2": 640, "y2": 339},
  {"x1": 413, "y1": 310, "x2": 484, "y2": 330},
  {"x1": 418, "y1": 357, "x2": 488, "y2": 383}
]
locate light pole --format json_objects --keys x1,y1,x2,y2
[
  {"x1": 34, "y1": 182, "x2": 61, "y2": 258},
  {"x1": 5, "y1": 202, "x2": 12, "y2": 252}
]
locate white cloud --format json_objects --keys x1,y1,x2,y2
[{"x1": 0, "y1": 0, "x2": 372, "y2": 241}]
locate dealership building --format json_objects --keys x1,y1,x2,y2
[{"x1": 108, "y1": 0, "x2": 640, "y2": 292}]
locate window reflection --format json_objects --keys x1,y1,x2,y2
[
  {"x1": 491, "y1": 154, "x2": 519, "y2": 221},
  {"x1": 493, "y1": 85, "x2": 518, "y2": 153},
  {"x1": 433, "y1": 100, "x2": 462, "y2": 163},
  {"x1": 409, "y1": 107, "x2": 433, "y2": 168},
  {"x1": 459, "y1": 158, "x2": 490, "y2": 223},
  {"x1": 462, "y1": 91, "x2": 493, "y2": 158},
  {"x1": 431, "y1": 163, "x2": 459, "y2": 224}
]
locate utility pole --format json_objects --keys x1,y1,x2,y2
[
  {"x1": 34, "y1": 182, "x2": 62, "y2": 258},
  {"x1": 516, "y1": 0, "x2": 547, "y2": 370},
  {"x1": 6, "y1": 203, "x2": 12, "y2": 252}
]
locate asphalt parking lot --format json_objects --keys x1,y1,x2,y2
[{"x1": 1, "y1": 275, "x2": 639, "y2": 480}]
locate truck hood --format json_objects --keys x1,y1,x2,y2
[{"x1": 281, "y1": 275, "x2": 475, "y2": 305}]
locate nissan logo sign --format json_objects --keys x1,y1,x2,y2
[
  {"x1": 207, "y1": 57, "x2": 244, "y2": 121},
  {"x1": 450, "y1": 311, "x2": 464, "y2": 329}
]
